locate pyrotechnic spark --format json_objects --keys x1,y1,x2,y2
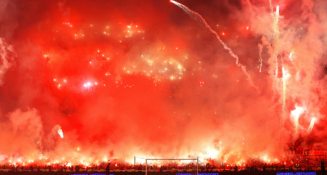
[
  {"x1": 273, "y1": 6, "x2": 280, "y2": 77},
  {"x1": 202, "y1": 148, "x2": 220, "y2": 158},
  {"x1": 57, "y1": 127, "x2": 64, "y2": 138},
  {"x1": 307, "y1": 118, "x2": 315, "y2": 134},
  {"x1": 282, "y1": 68, "x2": 290, "y2": 110},
  {"x1": 280, "y1": 67, "x2": 290, "y2": 146},
  {"x1": 291, "y1": 106, "x2": 305, "y2": 138},
  {"x1": 171, "y1": 0, "x2": 257, "y2": 90},
  {"x1": 258, "y1": 44, "x2": 263, "y2": 72},
  {"x1": 289, "y1": 49, "x2": 295, "y2": 60},
  {"x1": 269, "y1": 0, "x2": 274, "y2": 13}
]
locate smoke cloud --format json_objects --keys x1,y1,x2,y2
[{"x1": 0, "y1": 0, "x2": 327, "y2": 165}]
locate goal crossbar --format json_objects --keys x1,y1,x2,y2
[{"x1": 135, "y1": 157, "x2": 198, "y2": 175}]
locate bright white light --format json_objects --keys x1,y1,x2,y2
[
  {"x1": 282, "y1": 68, "x2": 291, "y2": 79},
  {"x1": 57, "y1": 128, "x2": 64, "y2": 138},
  {"x1": 84, "y1": 82, "x2": 93, "y2": 88},
  {"x1": 291, "y1": 106, "x2": 305, "y2": 119}
]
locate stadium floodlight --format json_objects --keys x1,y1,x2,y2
[{"x1": 134, "y1": 156, "x2": 199, "y2": 175}]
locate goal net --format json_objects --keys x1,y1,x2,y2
[{"x1": 134, "y1": 157, "x2": 199, "y2": 175}]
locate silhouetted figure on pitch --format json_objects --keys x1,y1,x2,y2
[
  {"x1": 250, "y1": 166, "x2": 255, "y2": 171},
  {"x1": 234, "y1": 165, "x2": 238, "y2": 172},
  {"x1": 106, "y1": 163, "x2": 110, "y2": 174},
  {"x1": 245, "y1": 164, "x2": 249, "y2": 171},
  {"x1": 263, "y1": 164, "x2": 266, "y2": 171},
  {"x1": 321, "y1": 161, "x2": 325, "y2": 175}
]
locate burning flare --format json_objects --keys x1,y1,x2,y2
[
  {"x1": 289, "y1": 49, "x2": 295, "y2": 60},
  {"x1": 57, "y1": 127, "x2": 64, "y2": 138},
  {"x1": 307, "y1": 118, "x2": 315, "y2": 135},
  {"x1": 291, "y1": 106, "x2": 305, "y2": 138}
]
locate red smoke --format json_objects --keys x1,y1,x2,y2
[{"x1": 0, "y1": 0, "x2": 326, "y2": 166}]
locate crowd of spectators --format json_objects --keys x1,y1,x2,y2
[
  {"x1": 0, "y1": 149, "x2": 326, "y2": 173},
  {"x1": 0, "y1": 160, "x2": 323, "y2": 172}
]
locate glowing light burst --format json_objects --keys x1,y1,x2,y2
[
  {"x1": 291, "y1": 106, "x2": 305, "y2": 138},
  {"x1": 307, "y1": 118, "x2": 315, "y2": 134},
  {"x1": 84, "y1": 82, "x2": 93, "y2": 88},
  {"x1": 57, "y1": 127, "x2": 64, "y2": 138},
  {"x1": 200, "y1": 148, "x2": 220, "y2": 159},
  {"x1": 289, "y1": 49, "x2": 295, "y2": 60},
  {"x1": 171, "y1": 0, "x2": 257, "y2": 90},
  {"x1": 122, "y1": 51, "x2": 186, "y2": 81}
]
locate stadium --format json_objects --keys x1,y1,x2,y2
[{"x1": 0, "y1": 0, "x2": 327, "y2": 175}]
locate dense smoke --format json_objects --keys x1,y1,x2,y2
[{"x1": 0, "y1": 0, "x2": 327, "y2": 165}]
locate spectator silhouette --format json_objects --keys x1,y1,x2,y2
[{"x1": 106, "y1": 163, "x2": 110, "y2": 174}]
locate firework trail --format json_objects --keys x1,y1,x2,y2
[
  {"x1": 281, "y1": 68, "x2": 290, "y2": 135},
  {"x1": 258, "y1": 44, "x2": 263, "y2": 72},
  {"x1": 289, "y1": 49, "x2": 295, "y2": 60},
  {"x1": 307, "y1": 118, "x2": 315, "y2": 135},
  {"x1": 52, "y1": 125, "x2": 64, "y2": 138},
  {"x1": 57, "y1": 126, "x2": 64, "y2": 138},
  {"x1": 282, "y1": 70, "x2": 286, "y2": 111},
  {"x1": 260, "y1": 36, "x2": 274, "y2": 76},
  {"x1": 282, "y1": 68, "x2": 290, "y2": 110},
  {"x1": 0, "y1": 38, "x2": 15, "y2": 85},
  {"x1": 269, "y1": 0, "x2": 274, "y2": 13},
  {"x1": 171, "y1": 0, "x2": 257, "y2": 90},
  {"x1": 291, "y1": 106, "x2": 305, "y2": 139},
  {"x1": 273, "y1": 6, "x2": 280, "y2": 77}
]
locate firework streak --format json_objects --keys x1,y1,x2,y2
[{"x1": 171, "y1": 0, "x2": 258, "y2": 90}]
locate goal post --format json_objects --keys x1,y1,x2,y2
[{"x1": 134, "y1": 157, "x2": 199, "y2": 175}]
